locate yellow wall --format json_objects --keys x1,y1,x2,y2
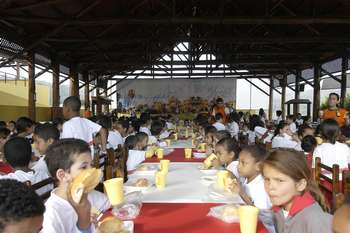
[{"x1": 0, "y1": 106, "x2": 52, "y2": 122}]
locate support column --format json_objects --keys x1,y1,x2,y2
[
  {"x1": 313, "y1": 64, "x2": 321, "y2": 122},
  {"x1": 83, "y1": 71, "x2": 90, "y2": 111},
  {"x1": 280, "y1": 75, "x2": 287, "y2": 119},
  {"x1": 268, "y1": 77, "x2": 274, "y2": 120},
  {"x1": 341, "y1": 55, "x2": 348, "y2": 108},
  {"x1": 294, "y1": 69, "x2": 301, "y2": 115},
  {"x1": 70, "y1": 64, "x2": 79, "y2": 97},
  {"x1": 28, "y1": 51, "x2": 36, "y2": 121},
  {"x1": 52, "y1": 56, "x2": 60, "y2": 119}
]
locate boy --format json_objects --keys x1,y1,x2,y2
[
  {"x1": 42, "y1": 138, "x2": 110, "y2": 233},
  {"x1": 139, "y1": 113, "x2": 152, "y2": 136},
  {"x1": 97, "y1": 116, "x2": 123, "y2": 150},
  {"x1": 15, "y1": 117, "x2": 35, "y2": 140},
  {"x1": 113, "y1": 119, "x2": 129, "y2": 139},
  {"x1": 61, "y1": 96, "x2": 107, "y2": 155},
  {"x1": 0, "y1": 137, "x2": 51, "y2": 195},
  {"x1": 212, "y1": 113, "x2": 226, "y2": 131},
  {"x1": 149, "y1": 120, "x2": 163, "y2": 145},
  {"x1": 0, "y1": 179, "x2": 45, "y2": 233},
  {"x1": 32, "y1": 123, "x2": 60, "y2": 176}
]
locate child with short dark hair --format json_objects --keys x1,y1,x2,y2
[
  {"x1": 149, "y1": 120, "x2": 163, "y2": 145},
  {"x1": 139, "y1": 113, "x2": 152, "y2": 136},
  {"x1": 32, "y1": 123, "x2": 60, "y2": 176},
  {"x1": 1, "y1": 137, "x2": 51, "y2": 195},
  {"x1": 6, "y1": 120, "x2": 16, "y2": 134},
  {"x1": 126, "y1": 133, "x2": 148, "y2": 171},
  {"x1": 61, "y1": 96, "x2": 107, "y2": 155},
  {"x1": 263, "y1": 149, "x2": 332, "y2": 233},
  {"x1": 42, "y1": 138, "x2": 110, "y2": 233},
  {"x1": 212, "y1": 113, "x2": 226, "y2": 131},
  {"x1": 0, "y1": 179, "x2": 45, "y2": 233},
  {"x1": 301, "y1": 135, "x2": 317, "y2": 169},
  {"x1": 15, "y1": 117, "x2": 34, "y2": 140},
  {"x1": 227, "y1": 145, "x2": 271, "y2": 209}
]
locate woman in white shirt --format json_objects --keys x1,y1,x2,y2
[
  {"x1": 272, "y1": 121, "x2": 302, "y2": 151},
  {"x1": 312, "y1": 119, "x2": 350, "y2": 170}
]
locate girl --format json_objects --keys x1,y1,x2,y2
[
  {"x1": 312, "y1": 119, "x2": 350, "y2": 171},
  {"x1": 263, "y1": 149, "x2": 332, "y2": 233},
  {"x1": 227, "y1": 112, "x2": 240, "y2": 140},
  {"x1": 126, "y1": 133, "x2": 148, "y2": 171},
  {"x1": 203, "y1": 125, "x2": 217, "y2": 155},
  {"x1": 212, "y1": 137, "x2": 240, "y2": 178},
  {"x1": 227, "y1": 145, "x2": 271, "y2": 210},
  {"x1": 248, "y1": 115, "x2": 267, "y2": 145},
  {"x1": 286, "y1": 115, "x2": 297, "y2": 134},
  {"x1": 272, "y1": 121, "x2": 302, "y2": 151}
]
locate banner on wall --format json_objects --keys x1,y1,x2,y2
[{"x1": 118, "y1": 78, "x2": 236, "y2": 105}]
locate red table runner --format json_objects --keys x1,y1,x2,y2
[
  {"x1": 104, "y1": 203, "x2": 268, "y2": 233},
  {"x1": 145, "y1": 148, "x2": 205, "y2": 163}
]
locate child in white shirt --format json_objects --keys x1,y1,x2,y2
[
  {"x1": 139, "y1": 113, "x2": 152, "y2": 136},
  {"x1": 212, "y1": 113, "x2": 226, "y2": 131},
  {"x1": 227, "y1": 145, "x2": 271, "y2": 210},
  {"x1": 312, "y1": 119, "x2": 350, "y2": 171},
  {"x1": 126, "y1": 132, "x2": 148, "y2": 171},
  {"x1": 286, "y1": 115, "x2": 297, "y2": 134},
  {"x1": 1, "y1": 137, "x2": 51, "y2": 196},
  {"x1": 42, "y1": 138, "x2": 110, "y2": 233},
  {"x1": 61, "y1": 96, "x2": 107, "y2": 153},
  {"x1": 272, "y1": 122, "x2": 302, "y2": 151},
  {"x1": 227, "y1": 112, "x2": 240, "y2": 140}
]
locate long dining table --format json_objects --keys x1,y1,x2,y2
[{"x1": 106, "y1": 141, "x2": 269, "y2": 233}]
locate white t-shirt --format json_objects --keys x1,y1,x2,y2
[
  {"x1": 32, "y1": 155, "x2": 50, "y2": 177},
  {"x1": 242, "y1": 174, "x2": 272, "y2": 209},
  {"x1": 227, "y1": 122, "x2": 239, "y2": 140},
  {"x1": 107, "y1": 130, "x2": 124, "y2": 150},
  {"x1": 213, "y1": 122, "x2": 226, "y2": 131},
  {"x1": 289, "y1": 122, "x2": 297, "y2": 134},
  {"x1": 254, "y1": 126, "x2": 268, "y2": 140},
  {"x1": 272, "y1": 135, "x2": 302, "y2": 151},
  {"x1": 61, "y1": 117, "x2": 101, "y2": 145},
  {"x1": 248, "y1": 130, "x2": 256, "y2": 145},
  {"x1": 148, "y1": 135, "x2": 158, "y2": 145},
  {"x1": 139, "y1": 126, "x2": 151, "y2": 136},
  {"x1": 159, "y1": 130, "x2": 171, "y2": 140},
  {"x1": 312, "y1": 142, "x2": 350, "y2": 170},
  {"x1": 126, "y1": 150, "x2": 146, "y2": 171},
  {"x1": 0, "y1": 169, "x2": 51, "y2": 195},
  {"x1": 226, "y1": 160, "x2": 239, "y2": 178},
  {"x1": 41, "y1": 190, "x2": 110, "y2": 233}
]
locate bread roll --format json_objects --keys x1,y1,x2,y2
[
  {"x1": 99, "y1": 216, "x2": 124, "y2": 233},
  {"x1": 134, "y1": 178, "x2": 149, "y2": 187},
  {"x1": 222, "y1": 205, "x2": 239, "y2": 218},
  {"x1": 70, "y1": 168, "x2": 102, "y2": 204}
]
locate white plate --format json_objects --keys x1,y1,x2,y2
[
  {"x1": 123, "y1": 221, "x2": 134, "y2": 233},
  {"x1": 124, "y1": 179, "x2": 154, "y2": 193},
  {"x1": 193, "y1": 152, "x2": 207, "y2": 158}
]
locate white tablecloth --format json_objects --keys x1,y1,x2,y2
[
  {"x1": 126, "y1": 162, "x2": 243, "y2": 204},
  {"x1": 165, "y1": 139, "x2": 195, "y2": 149}
]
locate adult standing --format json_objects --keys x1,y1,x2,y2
[{"x1": 321, "y1": 93, "x2": 348, "y2": 127}]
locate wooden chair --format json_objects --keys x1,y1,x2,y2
[
  {"x1": 26, "y1": 177, "x2": 55, "y2": 200},
  {"x1": 314, "y1": 157, "x2": 340, "y2": 212}
]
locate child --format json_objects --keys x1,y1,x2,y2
[
  {"x1": 61, "y1": 96, "x2": 107, "y2": 154},
  {"x1": 0, "y1": 137, "x2": 51, "y2": 195},
  {"x1": 139, "y1": 113, "x2": 152, "y2": 136},
  {"x1": 97, "y1": 116, "x2": 123, "y2": 150},
  {"x1": 113, "y1": 119, "x2": 129, "y2": 139},
  {"x1": 312, "y1": 119, "x2": 350, "y2": 172},
  {"x1": 272, "y1": 121, "x2": 302, "y2": 151},
  {"x1": 15, "y1": 116, "x2": 35, "y2": 140},
  {"x1": 212, "y1": 113, "x2": 226, "y2": 131},
  {"x1": 228, "y1": 145, "x2": 271, "y2": 210},
  {"x1": 227, "y1": 112, "x2": 240, "y2": 140},
  {"x1": 263, "y1": 149, "x2": 332, "y2": 233},
  {"x1": 275, "y1": 110, "x2": 283, "y2": 125},
  {"x1": 297, "y1": 124, "x2": 315, "y2": 140},
  {"x1": 212, "y1": 137, "x2": 240, "y2": 178},
  {"x1": 6, "y1": 120, "x2": 16, "y2": 134},
  {"x1": 0, "y1": 179, "x2": 45, "y2": 233},
  {"x1": 204, "y1": 126, "x2": 217, "y2": 155},
  {"x1": 301, "y1": 135, "x2": 317, "y2": 169},
  {"x1": 32, "y1": 123, "x2": 60, "y2": 176},
  {"x1": 286, "y1": 115, "x2": 297, "y2": 134},
  {"x1": 149, "y1": 120, "x2": 163, "y2": 145},
  {"x1": 52, "y1": 117, "x2": 64, "y2": 134},
  {"x1": 42, "y1": 138, "x2": 110, "y2": 233},
  {"x1": 126, "y1": 133, "x2": 148, "y2": 171},
  {"x1": 333, "y1": 195, "x2": 350, "y2": 233},
  {"x1": 214, "y1": 130, "x2": 232, "y2": 146},
  {"x1": 0, "y1": 128, "x2": 12, "y2": 174}
]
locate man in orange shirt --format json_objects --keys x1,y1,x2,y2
[{"x1": 321, "y1": 93, "x2": 348, "y2": 127}]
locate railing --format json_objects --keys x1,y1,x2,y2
[{"x1": 0, "y1": 71, "x2": 27, "y2": 86}]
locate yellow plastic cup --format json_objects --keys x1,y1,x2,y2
[
  {"x1": 165, "y1": 139, "x2": 171, "y2": 146},
  {"x1": 103, "y1": 178, "x2": 124, "y2": 206},
  {"x1": 155, "y1": 171, "x2": 167, "y2": 189},
  {"x1": 216, "y1": 170, "x2": 229, "y2": 189},
  {"x1": 173, "y1": 133, "x2": 178, "y2": 140},
  {"x1": 156, "y1": 148, "x2": 164, "y2": 159},
  {"x1": 238, "y1": 205, "x2": 260, "y2": 233},
  {"x1": 203, "y1": 153, "x2": 217, "y2": 169},
  {"x1": 145, "y1": 150, "x2": 153, "y2": 158},
  {"x1": 160, "y1": 159, "x2": 170, "y2": 173},
  {"x1": 185, "y1": 129, "x2": 189, "y2": 138},
  {"x1": 184, "y1": 148, "x2": 192, "y2": 159},
  {"x1": 198, "y1": 143, "x2": 206, "y2": 152}
]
